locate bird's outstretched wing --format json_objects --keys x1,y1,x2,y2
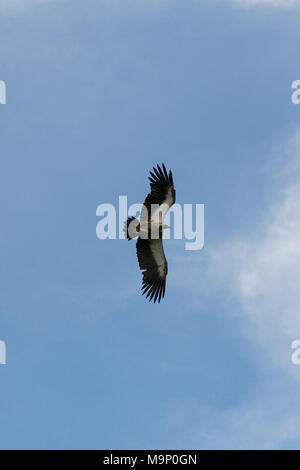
[
  {"x1": 136, "y1": 237, "x2": 167, "y2": 303},
  {"x1": 140, "y1": 163, "x2": 175, "y2": 223}
]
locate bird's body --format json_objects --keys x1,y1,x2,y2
[{"x1": 124, "y1": 164, "x2": 175, "y2": 303}]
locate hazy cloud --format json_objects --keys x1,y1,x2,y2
[
  {"x1": 171, "y1": 128, "x2": 300, "y2": 449},
  {"x1": 177, "y1": 128, "x2": 300, "y2": 372},
  {"x1": 0, "y1": 0, "x2": 56, "y2": 14},
  {"x1": 228, "y1": 0, "x2": 300, "y2": 7}
]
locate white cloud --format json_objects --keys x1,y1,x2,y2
[
  {"x1": 212, "y1": 130, "x2": 300, "y2": 370},
  {"x1": 171, "y1": 128, "x2": 300, "y2": 448},
  {"x1": 175, "y1": 128, "x2": 300, "y2": 373}
]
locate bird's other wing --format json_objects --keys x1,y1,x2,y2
[
  {"x1": 140, "y1": 163, "x2": 176, "y2": 223},
  {"x1": 136, "y1": 237, "x2": 168, "y2": 303}
]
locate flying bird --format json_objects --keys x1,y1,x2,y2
[{"x1": 124, "y1": 164, "x2": 176, "y2": 303}]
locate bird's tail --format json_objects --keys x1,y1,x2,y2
[{"x1": 123, "y1": 217, "x2": 140, "y2": 240}]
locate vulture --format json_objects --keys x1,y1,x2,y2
[{"x1": 124, "y1": 164, "x2": 176, "y2": 303}]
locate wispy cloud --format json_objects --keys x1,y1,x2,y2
[
  {"x1": 227, "y1": 0, "x2": 300, "y2": 7},
  {"x1": 1, "y1": 0, "x2": 298, "y2": 17},
  {"x1": 177, "y1": 127, "x2": 300, "y2": 371},
  {"x1": 164, "y1": 387, "x2": 300, "y2": 449},
  {"x1": 171, "y1": 127, "x2": 300, "y2": 449},
  {"x1": 0, "y1": 0, "x2": 56, "y2": 14}
]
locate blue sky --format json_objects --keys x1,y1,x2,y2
[{"x1": 1, "y1": 0, "x2": 300, "y2": 450}]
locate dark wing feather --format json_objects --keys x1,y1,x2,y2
[
  {"x1": 140, "y1": 163, "x2": 176, "y2": 222},
  {"x1": 136, "y1": 237, "x2": 167, "y2": 303}
]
